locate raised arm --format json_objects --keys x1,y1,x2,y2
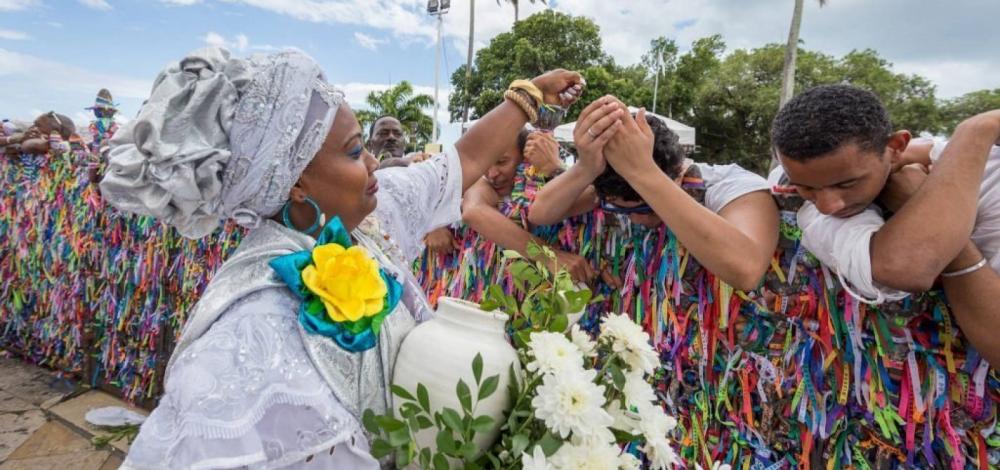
[
  {"x1": 462, "y1": 178, "x2": 596, "y2": 284},
  {"x1": 527, "y1": 97, "x2": 622, "y2": 226},
  {"x1": 603, "y1": 105, "x2": 778, "y2": 291},
  {"x1": 455, "y1": 71, "x2": 584, "y2": 192},
  {"x1": 872, "y1": 110, "x2": 1000, "y2": 291}
]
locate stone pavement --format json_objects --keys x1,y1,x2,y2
[{"x1": 0, "y1": 355, "x2": 148, "y2": 469}]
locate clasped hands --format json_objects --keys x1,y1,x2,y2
[{"x1": 573, "y1": 95, "x2": 658, "y2": 182}]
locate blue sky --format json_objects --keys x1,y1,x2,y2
[{"x1": 2, "y1": 0, "x2": 998, "y2": 145}]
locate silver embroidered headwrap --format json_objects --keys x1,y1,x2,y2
[{"x1": 100, "y1": 47, "x2": 344, "y2": 238}]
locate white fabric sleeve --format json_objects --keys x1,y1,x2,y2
[
  {"x1": 928, "y1": 137, "x2": 949, "y2": 163},
  {"x1": 797, "y1": 203, "x2": 910, "y2": 303},
  {"x1": 699, "y1": 163, "x2": 771, "y2": 213},
  {"x1": 374, "y1": 146, "x2": 464, "y2": 263}
]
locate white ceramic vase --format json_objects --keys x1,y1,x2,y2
[{"x1": 392, "y1": 297, "x2": 520, "y2": 457}]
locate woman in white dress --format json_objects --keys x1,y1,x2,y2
[{"x1": 99, "y1": 47, "x2": 583, "y2": 469}]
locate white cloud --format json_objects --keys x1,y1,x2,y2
[
  {"x1": 78, "y1": 0, "x2": 113, "y2": 10},
  {"x1": 895, "y1": 59, "x2": 1000, "y2": 99},
  {"x1": 0, "y1": 0, "x2": 38, "y2": 11},
  {"x1": 0, "y1": 48, "x2": 151, "y2": 99},
  {"x1": 202, "y1": 31, "x2": 250, "y2": 51},
  {"x1": 0, "y1": 29, "x2": 30, "y2": 40},
  {"x1": 353, "y1": 32, "x2": 386, "y2": 51},
  {"x1": 46, "y1": 22, "x2": 63, "y2": 28},
  {"x1": 166, "y1": 0, "x2": 438, "y2": 42}
]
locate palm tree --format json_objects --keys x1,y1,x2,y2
[
  {"x1": 772, "y1": 0, "x2": 827, "y2": 170},
  {"x1": 779, "y1": 0, "x2": 827, "y2": 108},
  {"x1": 355, "y1": 81, "x2": 434, "y2": 153},
  {"x1": 496, "y1": 0, "x2": 546, "y2": 22}
]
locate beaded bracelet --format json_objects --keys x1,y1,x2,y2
[{"x1": 504, "y1": 89, "x2": 539, "y2": 125}]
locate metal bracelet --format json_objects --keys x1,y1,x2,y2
[{"x1": 941, "y1": 257, "x2": 988, "y2": 278}]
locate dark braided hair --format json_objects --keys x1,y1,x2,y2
[
  {"x1": 593, "y1": 114, "x2": 685, "y2": 202},
  {"x1": 772, "y1": 84, "x2": 893, "y2": 162}
]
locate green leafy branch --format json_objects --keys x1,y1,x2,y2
[
  {"x1": 479, "y1": 243, "x2": 601, "y2": 350},
  {"x1": 363, "y1": 353, "x2": 501, "y2": 469}
]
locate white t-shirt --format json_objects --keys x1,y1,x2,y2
[
  {"x1": 695, "y1": 162, "x2": 771, "y2": 213},
  {"x1": 776, "y1": 139, "x2": 1000, "y2": 303},
  {"x1": 930, "y1": 139, "x2": 1000, "y2": 272}
]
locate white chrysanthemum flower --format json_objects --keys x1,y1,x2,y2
[
  {"x1": 569, "y1": 324, "x2": 597, "y2": 357},
  {"x1": 531, "y1": 368, "x2": 614, "y2": 441},
  {"x1": 599, "y1": 313, "x2": 659, "y2": 375},
  {"x1": 637, "y1": 403, "x2": 680, "y2": 470},
  {"x1": 549, "y1": 440, "x2": 621, "y2": 469},
  {"x1": 637, "y1": 403, "x2": 678, "y2": 439},
  {"x1": 642, "y1": 438, "x2": 680, "y2": 470},
  {"x1": 607, "y1": 399, "x2": 641, "y2": 434},
  {"x1": 622, "y1": 372, "x2": 657, "y2": 409},
  {"x1": 522, "y1": 445, "x2": 553, "y2": 470},
  {"x1": 527, "y1": 331, "x2": 583, "y2": 376},
  {"x1": 618, "y1": 452, "x2": 642, "y2": 470}
]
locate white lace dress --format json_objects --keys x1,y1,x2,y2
[{"x1": 122, "y1": 149, "x2": 464, "y2": 470}]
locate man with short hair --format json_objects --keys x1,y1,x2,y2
[
  {"x1": 368, "y1": 116, "x2": 417, "y2": 169},
  {"x1": 771, "y1": 84, "x2": 1000, "y2": 365}
]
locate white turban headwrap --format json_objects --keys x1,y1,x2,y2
[{"x1": 100, "y1": 47, "x2": 344, "y2": 238}]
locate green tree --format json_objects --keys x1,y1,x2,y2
[
  {"x1": 640, "y1": 37, "x2": 679, "y2": 116},
  {"x1": 941, "y1": 89, "x2": 1000, "y2": 132},
  {"x1": 650, "y1": 35, "x2": 725, "y2": 122},
  {"x1": 355, "y1": 81, "x2": 434, "y2": 152},
  {"x1": 691, "y1": 44, "x2": 942, "y2": 174},
  {"x1": 449, "y1": 10, "x2": 610, "y2": 122},
  {"x1": 837, "y1": 49, "x2": 942, "y2": 135}
]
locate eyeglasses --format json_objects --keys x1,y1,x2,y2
[{"x1": 599, "y1": 198, "x2": 654, "y2": 214}]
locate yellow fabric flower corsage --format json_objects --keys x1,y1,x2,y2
[
  {"x1": 270, "y1": 216, "x2": 401, "y2": 353},
  {"x1": 301, "y1": 244, "x2": 388, "y2": 323}
]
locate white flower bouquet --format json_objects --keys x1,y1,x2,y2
[{"x1": 364, "y1": 244, "x2": 681, "y2": 469}]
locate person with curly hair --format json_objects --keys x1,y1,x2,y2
[
  {"x1": 528, "y1": 96, "x2": 778, "y2": 291},
  {"x1": 770, "y1": 84, "x2": 1000, "y2": 365}
]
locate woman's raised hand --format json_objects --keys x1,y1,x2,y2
[
  {"x1": 573, "y1": 95, "x2": 625, "y2": 178},
  {"x1": 530, "y1": 69, "x2": 586, "y2": 107},
  {"x1": 605, "y1": 104, "x2": 656, "y2": 180}
]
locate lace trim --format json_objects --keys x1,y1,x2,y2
[
  {"x1": 164, "y1": 387, "x2": 342, "y2": 441},
  {"x1": 123, "y1": 427, "x2": 361, "y2": 470}
]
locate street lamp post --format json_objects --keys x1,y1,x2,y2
[{"x1": 427, "y1": 0, "x2": 451, "y2": 143}]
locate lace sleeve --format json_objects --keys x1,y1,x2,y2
[{"x1": 374, "y1": 146, "x2": 464, "y2": 263}]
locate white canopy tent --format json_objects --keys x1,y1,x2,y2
[{"x1": 554, "y1": 107, "x2": 695, "y2": 148}]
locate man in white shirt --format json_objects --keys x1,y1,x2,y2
[{"x1": 771, "y1": 84, "x2": 1000, "y2": 365}]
